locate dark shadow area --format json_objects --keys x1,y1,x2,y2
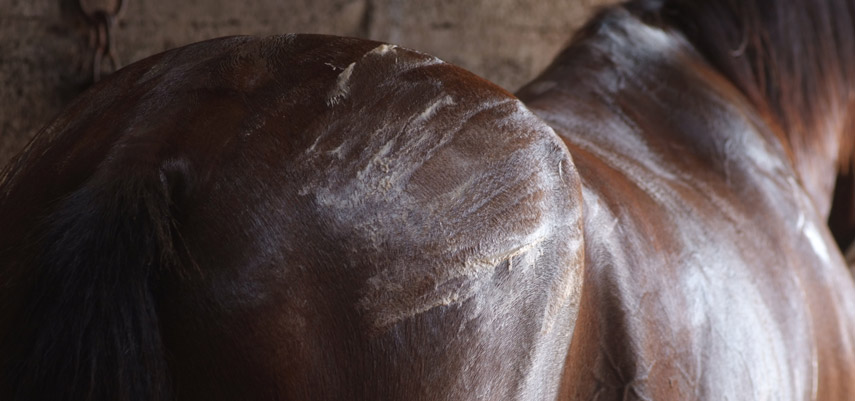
[{"x1": 829, "y1": 168, "x2": 855, "y2": 251}]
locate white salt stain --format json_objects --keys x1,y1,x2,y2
[
  {"x1": 413, "y1": 94, "x2": 456, "y2": 125},
  {"x1": 466, "y1": 235, "x2": 547, "y2": 273},
  {"x1": 324, "y1": 45, "x2": 406, "y2": 107},
  {"x1": 328, "y1": 142, "x2": 349, "y2": 159},
  {"x1": 305, "y1": 134, "x2": 323, "y2": 154},
  {"x1": 368, "y1": 44, "x2": 397, "y2": 56},
  {"x1": 363, "y1": 232, "x2": 549, "y2": 329},
  {"x1": 327, "y1": 62, "x2": 355, "y2": 106}
]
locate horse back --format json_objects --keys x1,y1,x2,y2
[
  {"x1": 519, "y1": 9, "x2": 855, "y2": 400},
  {"x1": 0, "y1": 35, "x2": 585, "y2": 400}
]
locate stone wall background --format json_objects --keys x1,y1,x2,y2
[{"x1": 1, "y1": 0, "x2": 614, "y2": 169}]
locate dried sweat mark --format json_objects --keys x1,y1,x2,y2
[
  {"x1": 307, "y1": 98, "x2": 550, "y2": 236},
  {"x1": 324, "y1": 45, "x2": 404, "y2": 108},
  {"x1": 298, "y1": 71, "x2": 572, "y2": 330},
  {"x1": 368, "y1": 44, "x2": 397, "y2": 56},
  {"x1": 413, "y1": 95, "x2": 456, "y2": 125},
  {"x1": 304, "y1": 92, "x2": 476, "y2": 207},
  {"x1": 363, "y1": 234, "x2": 549, "y2": 329},
  {"x1": 327, "y1": 62, "x2": 355, "y2": 106},
  {"x1": 328, "y1": 141, "x2": 349, "y2": 159},
  {"x1": 467, "y1": 235, "x2": 546, "y2": 273}
]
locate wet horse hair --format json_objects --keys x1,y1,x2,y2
[{"x1": 2, "y1": 0, "x2": 855, "y2": 399}]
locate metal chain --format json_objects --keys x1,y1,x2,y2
[{"x1": 79, "y1": 0, "x2": 126, "y2": 82}]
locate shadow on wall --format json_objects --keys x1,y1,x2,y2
[{"x1": 0, "y1": 0, "x2": 615, "y2": 169}]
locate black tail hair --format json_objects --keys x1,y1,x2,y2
[{"x1": 5, "y1": 172, "x2": 175, "y2": 401}]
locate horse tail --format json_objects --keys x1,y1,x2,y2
[{"x1": 4, "y1": 170, "x2": 176, "y2": 401}]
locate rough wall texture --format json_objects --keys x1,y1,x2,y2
[{"x1": 0, "y1": 0, "x2": 614, "y2": 168}]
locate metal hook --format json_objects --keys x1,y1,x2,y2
[{"x1": 79, "y1": 0, "x2": 126, "y2": 82}]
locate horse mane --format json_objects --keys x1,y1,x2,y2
[{"x1": 625, "y1": 0, "x2": 855, "y2": 171}]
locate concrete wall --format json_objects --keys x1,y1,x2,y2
[{"x1": 1, "y1": 0, "x2": 614, "y2": 168}]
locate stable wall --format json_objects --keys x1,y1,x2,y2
[{"x1": 1, "y1": 0, "x2": 614, "y2": 168}]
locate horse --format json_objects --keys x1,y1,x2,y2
[
  {"x1": 516, "y1": 0, "x2": 855, "y2": 399},
  {"x1": 1, "y1": 1, "x2": 854, "y2": 401},
  {"x1": 0, "y1": 35, "x2": 583, "y2": 400}
]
